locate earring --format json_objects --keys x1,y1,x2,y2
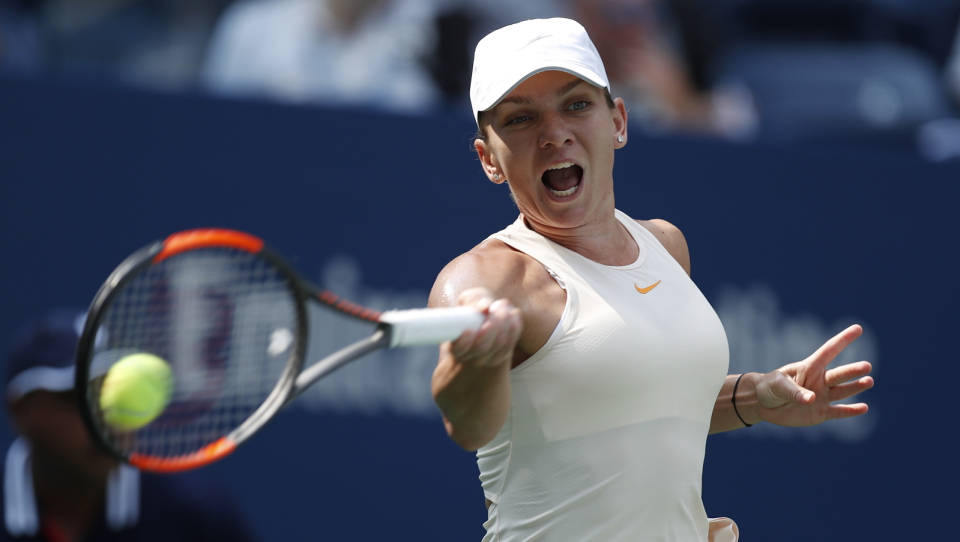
[
  {"x1": 493, "y1": 173, "x2": 500, "y2": 181},
  {"x1": 617, "y1": 136, "x2": 624, "y2": 143}
]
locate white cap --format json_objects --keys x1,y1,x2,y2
[{"x1": 470, "y1": 18, "x2": 610, "y2": 126}]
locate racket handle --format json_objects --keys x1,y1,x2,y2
[{"x1": 380, "y1": 307, "x2": 484, "y2": 348}]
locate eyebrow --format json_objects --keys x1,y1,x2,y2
[
  {"x1": 497, "y1": 77, "x2": 589, "y2": 106},
  {"x1": 556, "y1": 78, "x2": 588, "y2": 97}
]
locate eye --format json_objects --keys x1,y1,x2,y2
[
  {"x1": 567, "y1": 100, "x2": 591, "y2": 111},
  {"x1": 507, "y1": 115, "x2": 532, "y2": 125}
]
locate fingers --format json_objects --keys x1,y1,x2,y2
[
  {"x1": 824, "y1": 360, "x2": 874, "y2": 402},
  {"x1": 472, "y1": 299, "x2": 522, "y2": 353},
  {"x1": 457, "y1": 287, "x2": 496, "y2": 311},
  {"x1": 824, "y1": 360, "x2": 872, "y2": 387},
  {"x1": 450, "y1": 288, "x2": 499, "y2": 350},
  {"x1": 827, "y1": 376, "x2": 874, "y2": 403},
  {"x1": 827, "y1": 402, "x2": 869, "y2": 420},
  {"x1": 449, "y1": 289, "x2": 521, "y2": 367},
  {"x1": 789, "y1": 383, "x2": 815, "y2": 406},
  {"x1": 808, "y1": 324, "x2": 863, "y2": 368},
  {"x1": 758, "y1": 370, "x2": 815, "y2": 409},
  {"x1": 756, "y1": 327, "x2": 875, "y2": 427}
]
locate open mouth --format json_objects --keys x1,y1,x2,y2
[{"x1": 541, "y1": 162, "x2": 583, "y2": 198}]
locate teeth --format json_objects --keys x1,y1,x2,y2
[
  {"x1": 545, "y1": 162, "x2": 578, "y2": 197},
  {"x1": 549, "y1": 185, "x2": 578, "y2": 197}
]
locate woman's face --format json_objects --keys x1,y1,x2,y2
[{"x1": 476, "y1": 70, "x2": 627, "y2": 235}]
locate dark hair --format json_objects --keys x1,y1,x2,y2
[{"x1": 473, "y1": 87, "x2": 617, "y2": 144}]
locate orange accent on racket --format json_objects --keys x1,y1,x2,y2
[
  {"x1": 316, "y1": 292, "x2": 382, "y2": 322},
  {"x1": 318, "y1": 291, "x2": 340, "y2": 304},
  {"x1": 129, "y1": 437, "x2": 237, "y2": 472},
  {"x1": 155, "y1": 229, "x2": 264, "y2": 262},
  {"x1": 335, "y1": 299, "x2": 382, "y2": 322}
]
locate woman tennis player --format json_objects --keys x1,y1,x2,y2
[{"x1": 429, "y1": 18, "x2": 874, "y2": 542}]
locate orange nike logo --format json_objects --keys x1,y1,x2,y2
[{"x1": 635, "y1": 280, "x2": 661, "y2": 294}]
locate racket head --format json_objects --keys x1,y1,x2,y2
[{"x1": 75, "y1": 229, "x2": 309, "y2": 472}]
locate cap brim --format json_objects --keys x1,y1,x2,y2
[
  {"x1": 6, "y1": 365, "x2": 75, "y2": 401},
  {"x1": 474, "y1": 64, "x2": 609, "y2": 124}
]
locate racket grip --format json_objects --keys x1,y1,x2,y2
[{"x1": 380, "y1": 307, "x2": 484, "y2": 348}]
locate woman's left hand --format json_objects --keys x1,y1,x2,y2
[{"x1": 752, "y1": 325, "x2": 875, "y2": 427}]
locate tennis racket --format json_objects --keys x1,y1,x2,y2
[{"x1": 74, "y1": 229, "x2": 481, "y2": 473}]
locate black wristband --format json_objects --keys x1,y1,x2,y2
[{"x1": 732, "y1": 373, "x2": 753, "y2": 427}]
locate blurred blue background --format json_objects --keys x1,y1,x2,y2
[{"x1": 2, "y1": 1, "x2": 959, "y2": 540}]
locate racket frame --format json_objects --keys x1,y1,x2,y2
[
  {"x1": 75, "y1": 230, "x2": 311, "y2": 471},
  {"x1": 75, "y1": 229, "x2": 479, "y2": 473}
]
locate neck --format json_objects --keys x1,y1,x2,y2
[{"x1": 523, "y1": 207, "x2": 638, "y2": 266}]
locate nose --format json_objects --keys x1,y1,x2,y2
[{"x1": 538, "y1": 111, "x2": 574, "y2": 149}]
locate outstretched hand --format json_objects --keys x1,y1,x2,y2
[{"x1": 753, "y1": 324, "x2": 874, "y2": 427}]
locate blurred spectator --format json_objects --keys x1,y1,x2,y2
[
  {"x1": 427, "y1": 0, "x2": 568, "y2": 108},
  {"x1": 38, "y1": 0, "x2": 231, "y2": 90},
  {"x1": 425, "y1": 5, "x2": 474, "y2": 107},
  {"x1": 201, "y1": 0, "x2": 442, "y2": 114},
  {"x1": 0, "y1": 0, "x2": 43, "y2": 73},
  {"x1": 3, "y1": 308, "x2": 259, "y2": 542},
  {"x1": 948, "y1": 18, "x2": 960, "y2": 107},
  {"x1": 702, "y1": 0, "x2": 958, "y2": 147},
  {"x1": 573, "y1": 0, "x2": 758, "y2": 139},
  {"x1": 917, "y1": 18, "x2": 960, "y2": 163}
]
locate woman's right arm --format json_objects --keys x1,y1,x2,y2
[{"x1": 428, "y1": 247, "x2": 524, "y2": 451}]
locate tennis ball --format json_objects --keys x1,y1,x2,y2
[{"x1": 99, "y1": 353, "x2": 173, "y2": 430}]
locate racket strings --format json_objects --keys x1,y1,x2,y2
[{"x1": 88, "y1": 248, "x2": 298, "y2": 460}]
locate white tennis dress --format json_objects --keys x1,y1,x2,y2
[{"x1": 479, "y1": 210, "x2": 738, "y2": 542}]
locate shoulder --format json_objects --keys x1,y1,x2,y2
[
  {"x1": 430, "y1": 238, "x2": 566, "y2": 360},
  {"x1": 637, "y1": 218, "x2": 691, "y2": 275},
  {"x1": 429, "y1": 239, "x2": 540, "y2": 308}
]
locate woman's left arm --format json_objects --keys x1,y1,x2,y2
[
  {"x1": 635, "y1": 218, "x2": 875, "y2": 434},
  {"x1": 709, "y1": 324, "x2": 875, "y2": 434}
]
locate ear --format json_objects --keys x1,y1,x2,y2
[
  {"x1": 475, "y1": 138, "x2": 506, "y2": 184},
  {"x1": 613, "y1": 97, "x2": 628, "y2": 148}
]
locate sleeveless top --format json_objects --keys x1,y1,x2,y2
[{"x1": 478, "y1": 210, "x2": 737, "y2": 542}]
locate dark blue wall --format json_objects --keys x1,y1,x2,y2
[{"x1": 1, "y1": 75, "x2": 957, "y2": 541}]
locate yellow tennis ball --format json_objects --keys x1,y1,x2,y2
[{"x1": 99, "y1": 353, "x2": 173, "y2": 430}]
